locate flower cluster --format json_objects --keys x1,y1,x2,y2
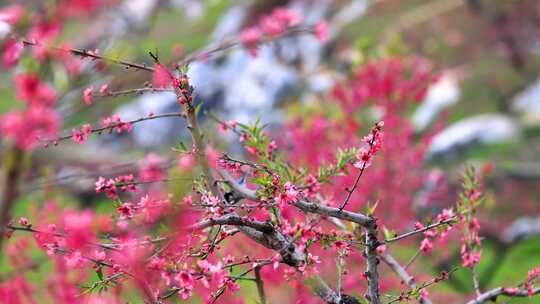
[
  {"x1": 14, "y1": 74, "x2": 56, "y2": 106},
  {"x1": 95, "y1": 175, "x2": 136, "y2": 199},
  {"x1": 240, "y1": 8, "x2": 301, "y2": 56},
  {"x1": 353, "y1": 121, "x2": 384, "y2": 169},
  {"x1": 2, "y1": 38, "x2": 23, "y2": 67},
  {"x1": 174, "y1": 74, "x2": 194, "y2": 105},
  {"x1": 218, "y1": 120, "x2": 238, "y2": 134},
  {"x1": 274, "y1": 181, "x2": 299, "y2": 212},
  {"x1": 0, "y1": 72, "x2": 61, "y2": 149},
  {"x1": 0, "y1": 105, "x2": 59, "y2": 150},
  {"x1": 458, "y1": 167, "x2": 483, "y2": 268},
  {"x1": 101, "y1": 114, "x2": 133, "y2": 134},
  {"x1": 417, "y1": 208, "x2": 455, "y2": 254},
  {"x1": 138, "y1": 153, "x2": 166, "y2": 182},
  {"x1": 3, "y1": 2, "x2": 540, "y2": 303},
  {"x1": 71, "y1": 124, "x2": 92, "y2": 144},
  {"x1": 525, "y1": 268, "x2": 540, "y2": 296}
]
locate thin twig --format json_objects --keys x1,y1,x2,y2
[
  {"x1": 380, "y1": 252, "x2": 433, "y2": 304},
  {"x1": 472, "y1": 265, "x2": 482, "y2": 297},
  {"x1": 338, "y1": 134, "x2": 375, "y2": 211},
  {"x1": 382, "y1": 217, "x2": 457, "y2": 244},
  {"x1": 43, "y1": 112, "x2": 185, "y2": 144},
  {"x1": 92, "y1": 87, "x2": 173, "y2": 99},
  {"x1": 404, "y1": 248, "x2": 422, "y2": 270},
  {"x1": 22, "y1": 40, "x2": 155, "y2": 72}
]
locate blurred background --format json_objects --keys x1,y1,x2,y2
[{"x1": 1, "y1": 0, "x2": 540, "y2": 302}]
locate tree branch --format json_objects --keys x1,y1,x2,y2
[
  {"x1": 190, "y1": 213, "x2": 273, "y2": 232},
  {"x1": 254, "y1": 266, "x2": 266, "y2": 304},
  {"x1": 466, "y1": 287, "x2": 540, "y2": 304},
  {"x1": 364, "y1": 223, "x2": 381, "y2": 304},
  {"x1": 380, "y1": 252, "x2": 433, "y2": 304},
  {"x1": 220, "y1": 170, "x2": 374, "y2": 227},
  {"x1": 382, "y1": 217, "x2": 456, "y2": 244},
  {"x1": 22, "y1": 40, "x2": 155, "y2": 72},
  {"x1": 0, "y1": 148, "x2": 24, "y2": 257}
]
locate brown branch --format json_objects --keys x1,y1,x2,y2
[
  {"x1": 339, "y1": 127, "x2": 378, "y2": 211},
  {"x1": 190, "y1": 214, "x2": 273, "y2": 232},
  {"x1": 466, "y1": 287, "x2": 540, "y2": 304},
  {"x1": 386, "y1": 269, "x2": 456, "y2": 304},
  {"x1": 221, "y1": 171, "x2": 374, "y2": 228},
  {"x1": 306, "y1": 275, "x2": 342, "y2": 304},
  {"x1": 173, "y1": 89, "x2": 222, "y2": 201},
  {"x1": 46, "y1": 112, "x2": 185, "y2": 144},
  {"x1": 179, "y1": 26, "x2": 313, "y2": 67},
  {"x1": 0, "y1": 148, "x2": 24, "y2": 257},
  {"x1": 364, "y1": 223, "x2": 381, "y2": 304},
  {"x1": 380, "y1": 252, "x2": 433, "y2": 304},
  {"x1": 92, "y1": 87, "x2": 173, "y2": 99},
  {"x1": 254, "y1": 266, "x2": 266, "y2": 304},
  {"x1": 382, "y1": 217, "x2": 457, "y2": 244},
  {"x1": 22, "y1": 40, "x2": 155, "y2": 72}
]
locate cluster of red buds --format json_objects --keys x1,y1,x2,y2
[{"x1": 174, "y1": 74, "x2": 193, "y2": 105}]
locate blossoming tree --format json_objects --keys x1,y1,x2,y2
[{"x1": 0, "y1": 2, "x2": 538, "y2": 304}]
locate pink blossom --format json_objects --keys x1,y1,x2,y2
[
  {"x1": 437, "y1": 208, "x2": 455, "y2": 222},
  {"x1": 205, "y1": 146, "x2": 220, "y2": 168},
  {"x1": 267, "y1": 140, "x2": 277, "y2": 153},
  {"x1": 420, "y1": 238, "x2": 433, "y2": 254},
  {"x1": 353, "y1": 148, "x2": 373, "y2": 169},
  {"x1": 65, "y1": 251, "x2": 85, "y2": 268},
  {"x1": 18, "y1": 217, "x2": 29, "y2": 227},
  {"x1": 178, "y1": 154, "x2": 195, "y2": 171},
  {"x1": 71, "y1": 124, "x2": 92, "y2": 144},
  {"x1": 376, "y1": 244, "x2": 387, "y2": 254},
  {"x1": 353, "y1": 122, "x2": 384, "y2": 169},
  {"x1": 99, "y1": 84, "x2": 109, "y2": 94},
  {"x1": 101, "y1": 114, "x2": 132, "y2": 134},
  {"x1": 83, "y1": 86, "x2": 93, "y2": 105},
  {"x1": 261, "y1": 16, "x2": 285, "y2": 37},
  {"x1": 275, "y1": 182, "x2": 299, "y2": 210},
  {"x1": 272, "y1": 8, "x2": 302, "y2": 27},
  {"x1": 14, "y1": 74, "x2": 56, "y2": 106},
  {"x1": 461, "y1": 250, "x2": 481, "y2": 268},
  {"x1": 0, "y1": 5, "x2": 24, "y2": 25},
  {"x1": 176, "y1": 271, "x2": 194, "y2": 299},
  {"x1": 419, "y1": 289, "x2": 429, "y2": 300},
  {"x1": 95, "y1": 176, "x2": 118, "y2": 199},
  {"x1": 92, "y1": 249, "x2": 106, "y2": 261},
  {"x1": 55, "y1": 43, "x2": 83, "y2": 76},
  {"x1": 0, "y1": 106, "x2": 60, "y2": 150},
  {"x1": 139, "y1": 153, "x2": 165, "y2": 182},
  {"x1": 314, "y1": 20, "x2": 329, "y2": 44},
  {"x1": 272, "y1": 254, "x2": 281, "y2": 270},
  {"x1": 414, "y1": 222, "x2": 425, "y2": 230},
  {"x1": 117, "y1": 203, "x2": 134, "y2": 220},
  {"x1": 59, "y1": 0, "x2": 105, "y2": 17},
  {"x1": 245, "y1": 146, "x2": 259, "y2": 156},
  {"x1": 218, "y1": 120, "x2": 238, "y2": 134},
  {"x1": 153, "y1": 63, "x2": 172, "y2": 88},
  {"x1": 2, "y1": 38, "x2": 24, "y2": 67},
  {"x1": 240, "y1": 27, "x2": 262, "y2": 57}
]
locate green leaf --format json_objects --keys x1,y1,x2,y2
[
  {"x1": 195, "y1": 102, "x2": 203, "y2": 115},
  {"x1": 96, "y1": 266, "x2": 104, "y2": 281},
  {"x1": 366, "y1": 200, "x2": 379, "y2": 216},
  {"x1": 382, "y1": 227, "x2": 395, "y2": 240},
  {"x1": 173, "y1": 141, "x2": 188, "y2": 153}
]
